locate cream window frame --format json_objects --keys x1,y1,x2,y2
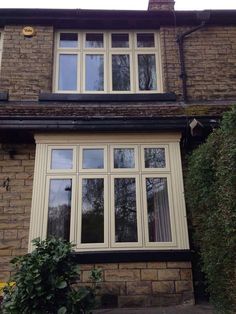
[
  {"x1": 79, "y1": 145, "x2": 108, "y2": 173},
  {"x1": 76, "y1": 174, "x2": 109, "y2": 250},
  {"x1": 29, "y1": 133, "x2": 189, "y2": 252},
  {"x1": 141, "y1": 144, "x2": 170, "y2": 172},
  {"x1": 142, "y1": 173, "x2": 177, "y2": 248},
  {"x1": 53, "y1": 30, "x2": 162, "y2": 94},
  {"x1": 42, "y1": 175, "x2": 77, "y2": 243},
  {"x1": 110, "y1": 174, "x2": 142, "y2": 248},
  {"x1": 47, "y1": 146, "x2": 76, "y2": 173},
  {"x1": 110, "y1": 145, "x2": 139, "y2": 172}
]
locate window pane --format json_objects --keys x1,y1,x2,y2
[
  {"x1": 59, "y1": 33, "x2": 78, "y2": 48},
  {"x1": 112, "y1": 54, "x2": 130, "y2": 91},
  {"x1": 51, "y1": 149, "x2": 73, "y2": 169},
  {"x1": 146, "y1": 178, "x2": 172, "y2": 242},
  {"x1": 138, "y1": 54, "x2": 157, "y2": 91},
  {"x1": 137, "y1": 33, "x2": 155, "y2": 47},
  {"x1": 114, "y1": 178, "x2": 138, "y2": 242},
  {"x1": 112, "y1": 33, "x2": 129, "y2": 48},
  {"x1": 85, "y1": 33, "x2": 104, "y2": 48},
  {"x1": 82, "y1": 149, "x2": 104, "y2": 169},
  {"x1": 47, "y1": 179, "x2": 72, "y2": 241},
  {"x1": 114, "y1": 148, "x2": 135, "y2": 169},
  {"x1": 58, "y1": 54, "x2": 77, "y2": 90},
  {"x1": 85, "y1": 55, "x2": 104, "y2": 91},
  {"x1": 144, "y1": 148, "x2": 165, "y2": 168},
  {"x1": 81, "y1": 178, "x2": 104, "y2": 243}
]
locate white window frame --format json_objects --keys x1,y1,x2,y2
[
  {"x1": 53, "y1": 30, "x2": 163, "y2": 94},
  {"x1": 29, "y1": 133, "x2": 189, "y2": 252}
]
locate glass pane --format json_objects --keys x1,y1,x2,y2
[
  {"x1": 51, "y1": 149, "x2": 73, "y2": 169},
  {"x1": 85, "y1": 55, "x2": 104, "y2": 91},
  {"x1": 137, "y1": 33, "x2": 155, "y2": 47},
  {"x1": 82, "y1": 149, "x2": 104, "y2": 169},
  {"x1": 138, "y1": 54, "x2": 157, "y2": 91},
  {"x1": 114, "y1": 148, "x2": 135, "y2": 169},
  {"x1": 81, "y1": 178, "x2": 104, "y2": 243},
  {"x1": 85, "y1": 33, "x2": 103, "y2": 48},
  {"x1": 59, "y1": 33, "x2": 78, "y2": 48},
  {"x1": 146, "y1": 178, "x2": 172, "y2": 242},
  {"x1": 114, "y1": 178, "x2": 138, "y2": 242},
  {"x1": 58, "y1": 54, "x2": 77, "y2": 91},
  {"x1": 47, "y1": 179, "x2": 72, "y2": 241},
  {"x1": 144, "y1": 148, "x2": 166, "y2": 168},
  {"x1": 112, "y1": 54, "x2": 130, "y2": 91},
  {"x1": 112, "y1": 33, "x2": 129, "y2": 48}
]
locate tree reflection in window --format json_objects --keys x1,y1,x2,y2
[
  {"x1": 112, "y1": 54, "x2": 130, "y2": 91},
  {"x1": 114, "y1": 148, "x2": 135, "y2": 169},
  {"x1": 138, "y1": 54, "x2": 157, "y2": 91},
  {"x1": 145, "y1": 148, "x2": 165, "y2": 168},
  {"x1": 146, "y1": 177, "x2": 172, "y2": 242},
  {"x1": 47, "y1": 179, "x2": 72, "y2": 241},
  {"x1": 114, "y1": 178, "x2": 138, "y2": 242},
  {"x1": 81, "y1": 178, "x2": 104, "y2": 244}
]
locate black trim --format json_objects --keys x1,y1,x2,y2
[
  {"x1": 0, "y1": 117, "x2": 219, "y2": 131},
  {"x1": 0, "y1": 92, "x2": 8, "y2": 101},
  {"x1": 72, "y1": 250, "x2": 192, "y2": 264},
  {"x1": 39, "y1": 93, "x2": 177, "y2": 103}
]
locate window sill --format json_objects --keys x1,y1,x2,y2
[
  {"x1": 39, "y1": 93, "x2": 176, "y2": 103},
  {"x1": 72, "y1": 249, "x2": 192, "y2": 264}
]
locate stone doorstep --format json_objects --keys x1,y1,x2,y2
[{"x1": 93, "y1": 304, "x2": 214, "y2": 314}]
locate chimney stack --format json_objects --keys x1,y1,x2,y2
[{"x1": 148, "y1": 0, "x2": 175, "y2": 11}]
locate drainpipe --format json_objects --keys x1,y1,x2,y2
[{"x1": 177, "y1": 11, "x2": 210, "y2": 102}]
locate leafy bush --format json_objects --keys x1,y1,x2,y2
[
  {"x1": 1, "y1": 237, "x2": 101, "y2": 314},
  {"x1": 186, "y1": 106, "x2": 236, "y2": 313}
]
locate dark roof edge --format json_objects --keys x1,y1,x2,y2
[{"x1": 0, "y1": 9, "x2": 236, "y2": 27}]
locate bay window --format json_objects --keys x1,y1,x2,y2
[
  {"x1": 54, "y1": 31, "x2": 162, "y2": 93},
  {"x1": 29, "y1": 133, "x2": 189, "y2": 252}
]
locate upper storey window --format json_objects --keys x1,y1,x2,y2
[{"x1": 54, "y1": 31, "x2": 162, "y2": 93}]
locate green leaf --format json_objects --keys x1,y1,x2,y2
[
  {"x1": 56, "y1": 281, "x2": 67, "y2": 289},
  {"x1": 57, "y1": 306, "x2": 67, "y2": 314}
]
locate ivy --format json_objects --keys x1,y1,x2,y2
[
  {"x1": 1, "y1": 237, "x2": 102, "y2": 314},
  {"x1": 186, "y1": 106, "x2": 236, "y2": 314}
]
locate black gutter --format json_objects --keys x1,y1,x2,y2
[{"x1": 177, "y1": 11, "x2": 211, "y2": 102}]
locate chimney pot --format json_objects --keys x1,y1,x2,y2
[{"x1": 148, "y1": 0, "x2": 175, "y2": 11}]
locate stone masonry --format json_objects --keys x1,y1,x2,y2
[
  {"x1": 79, "y1": 262, "x2": 194, "y2": 308},
  {"x1": 0, "y1": 144, "x2": 35, "y2": 282},
  {"x1": 0, "y1": 26, "x2": 53, "y2": 101}
]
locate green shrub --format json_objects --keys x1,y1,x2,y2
[
  {"x1": 186, "y1": 106, "x2": 236, "y2": 313},
  {"x1": 1, "y1": 237, "x2": 101, "y2": 314}
]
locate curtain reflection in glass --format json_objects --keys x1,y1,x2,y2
[
  {"x1": 114, "y1": 148, "x2": 135, "y2": 169},
  {"x1": 138, "y1": 54, "x2": 157, "y2": 90},
  {"x1": 145, "y1": 148, "x2": 165, "y2": 168},
  {"x1": 146, "y1": 178, "x2": 172, "y2": 242},
  {"x1": 114, "y1": 178, "x2": 138, "y2": 242},
  {"x1": 112, "y1": 54, "x2": 130, "y2": 91},
  {"x1": 60, "y1": 33, "x2": 78, "y2": 48},
  {"x1": 112, "y1": 33, "x2": 129, "y2": 48},
  {"x1": 47, "y1": 179, "x2": 71, "y2": 241},
  {"x1": 82, "y1": 149, "x2": 104, "y2": 169},
  {"x1": 59, "y1": 54, "x2": 77, "y2": 90},
  {"x1": 81, "y1": 178, "x2": 104, "y2": 243},
  {"x1": 85, "y1": 55, "x2": 104, "y2": 91},
  {"x1": 85, "y1": 33, "x2": 103, "y2": 48},
  {"x1": 51, "y1": 149, "x2": 73, "y2": 169}
]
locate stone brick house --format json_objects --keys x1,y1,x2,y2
[{"x1": 0, "y1": 0, "x2": 235, "y2": 308}]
